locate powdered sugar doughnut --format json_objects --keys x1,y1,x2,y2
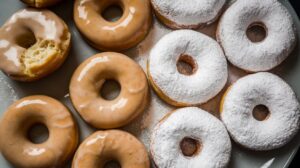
[
  {"x1": 148, "y1": 30, "x2": 228, "y2": 106},
  {"x1": 217, "y1": 0, "x2": 297, "y2": 72},
  {"x1": 220, "y1": 72, "x2": 300, "y2": 151},
  {"x1": 151, "y1": 107, "x2": 231, "y2": 168},
  {"x1": 151, "y1": 0, "x2": 226, "y2": 29}
]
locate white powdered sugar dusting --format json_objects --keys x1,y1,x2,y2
[
  {"x1": 148, "y1": 30, "x2": 228, "y2": 105},
  {"x1": 151, "y1": 0, "x2": 226, "y2": 26},
  {"x1": 217, "y1": 0, "x2": 296, "y2": 72},
  {"x1": 151, "y1": 107, "x2": 231, "y2": 168},
  {"x1": 221, "y1": 72, "x2": 300, "y2": 151}
]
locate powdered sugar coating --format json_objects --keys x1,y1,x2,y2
[
  {"x1": 148, "y1": 30, "x2": 228, "y2": 105},
  {"x1": 221, "y1": 72, "x2": 300, "y2": 151},
  {"x1": 217, "y1": 0, "x2": 296, "y2": 72},
  {"x1": 151, "y1": 107, "x2": 231, "y2": 168},
  {"x1": 151, "y1": 0, "x2": 226, "y2": 28}
]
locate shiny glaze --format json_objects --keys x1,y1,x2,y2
[
  {"x1": 74, "y1": 0, "x2": 152, "y2": 51},
  {"x1": 20, "y1": 0, "x2": 62, "y2": 8},
  {"x1": 72, "y1": 130, "x2": 150, "y2": 168},
  {"x1": 69, "y1": 52, "x2": 149, "y2": 129},
  {"x1": 0, "y1": 8, "x2": 66, "y2": 78},
  {"x1": 0, "y1": 95, "x2": 78, "y2": 168}
]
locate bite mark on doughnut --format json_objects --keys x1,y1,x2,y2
[{"x1": 20, "y1": 40, "x2": 62, "y2": 77}]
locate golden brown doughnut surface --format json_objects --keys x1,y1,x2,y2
[
  {"x1": 20, "y1": 0, "x2": 62, "y2": 8},
  {"x1": 70, "y1": 52, "x2": 149, "y2": 129},
  {"x1": 0, "y1": 8, "x2": 71, "y2": 82},
  {"x1": 74, "y1": 0, "x2": 152, "y2": 51},
  {"x1": 0, "y1": 95, "x2": 78, "y2": 168},
  {"x1": 72, "y1": 130, "x2": 150, "y2": 168}
]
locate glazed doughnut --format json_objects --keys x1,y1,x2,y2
[
  {"x1": 148, "y1": 30, "x2": 228, "y2": 106},
  {"x1": 72, "y1": 130, "x2": 150, "y2": 168},
  {"x1": 217, "y1": 0, "x2": 297, "y2": 72},
  {"x1": 0, "y1": 95, "x2": 78, "y2": 168},
  {"x1": 220, "y1": 72, "x2": 300, "y2": 150},
  {"x1": 0, "y1": 8, "x2": 71, "y2": 82},
  {"x1": 70, "y1": 52, "x2": 149, "y2": 129},
  {"x1": 20, "y1": 0, "x2": 62, "y2": 8},
  {"x1": 151, "y1": 107, "x2": 231, "y2": 168},
  {"x1": 74, "y1": 0, "x2": 152, "y2": 51},
  {"x1": 151, "y1": 0, "x2": 226, "y2": 29}
]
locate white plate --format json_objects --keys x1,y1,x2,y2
[{"x1": 0, "y1": 0, "x2": 300, "y2": 167}]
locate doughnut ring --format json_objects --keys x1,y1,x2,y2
[
  {"x1": 151, "y1": 0, "x2": 226, "y2": 29},
  {"x1": 221, "y1": 72, "x2": 300, "y2": 150},
  {"x1": 217, "y1": 0, "x2": 297, "y2": 72},
  {"x1": 148, "y1": 30, "x2": 228, "y2": 106},
  {"x1": 0, "y1": 8, "x2": 71, "y2": 81},
  {"x1": 0, "y1": 95, "x2": 78, "y2": 168},
  {"x1": 74, "y1": 0, "x2": 152, "y2": 51},
  {"x1": 151, "y1": 107, "x2": 231, "y2": 168},
  {"x1": 70, "y1": 52, "x2": 149, "y2": 129},
  {"x1": 72, "y1": 130, "x2": 150, "y2": 168}
]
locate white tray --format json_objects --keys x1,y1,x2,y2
[{"x1": 1, "y1": 0, "x2": 300, "y2": 167}]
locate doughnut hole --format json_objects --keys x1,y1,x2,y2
[
  {"x1": 104, "y1": 160, "x2": 121, "y2": 168},
  {"x1": 27, "y1": 123, "x2": 49, "y2": 144},
  {"x1": 253, "y1": 104, "x2": 270, "y2": 121},
  {"x1": 15, "y1": 29, "x2": 37, "y2": 49},
  {"x1": 101, "y1": 3, "x2": 124, "y2": 22},
  {"x1": 246, "y1": 22, "x2": 268, "y2": 43},
  {"x1": 176, "y1": 54, "x2": 198, "y2": 76},
  {"x1": 180, "y1": 137, "x2": 202, "y2": 157},
  {"x1": 100, "y1": 79, "x2": 121, "y2": 100}
]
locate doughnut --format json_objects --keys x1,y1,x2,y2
[
  {"x1": 148, "y1": 30, "x2": 228, "y2": 106},
  {"x1": 151, "y1": 107, "x2": 231, "y2": 168},
  {"x1": 70, "y1": 52, "x2": 149, "y2": 129},
  {"x1": 220, "y1": 72, "x2": 300, "y2": 151},
  {"x1": 0, "y1": 95, "x2": 78, "y2": 168},
  {"x1": 217, "y1": 0, "x2": 297, "y2": 72},
  {"x1": 74, "y1": 0, "x2": 152, "y2": 51},
  {"x1": 72, "y1": 130, "x2": 150, "y2": 168},
  {"x1": 20, "y1": 0, "x2": 62, "y2": 8},
  {"x1": 0, "y1": 8, "x2": 71, "y2": 82},
  {"x1": 151, "y1": 0, "x2": 226, "y2": 29}
]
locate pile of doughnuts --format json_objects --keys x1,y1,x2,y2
[{"x1": 0, "y1": 0, "x2": 299, "y2": 168}]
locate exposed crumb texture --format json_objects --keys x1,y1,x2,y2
[
  {"x1": 0, "y1": 9, "x2": 70, "y2": 81},
  {"x1": 21, "y1": 40, "x2": 61, "y2": 77}
]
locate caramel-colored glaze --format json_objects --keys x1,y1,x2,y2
[
  {"x1": 0, "y1": 95, "x2": 78, "y2": 168},
  {"x1": 0, "y1": 8, "x2": 70, "y2": 81},
  {"x1": 70, "y1": 52, "x2": 149, "y2": 129},
  {"x1": 72, "y1": 130, "x2": 150, "y2": 168},
  {"x1": 74, "y1": 0, "x2": 152, "y2": 51},
  {"x1": 20, "y1": 0, "x2": 62, "y2": 8}
]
